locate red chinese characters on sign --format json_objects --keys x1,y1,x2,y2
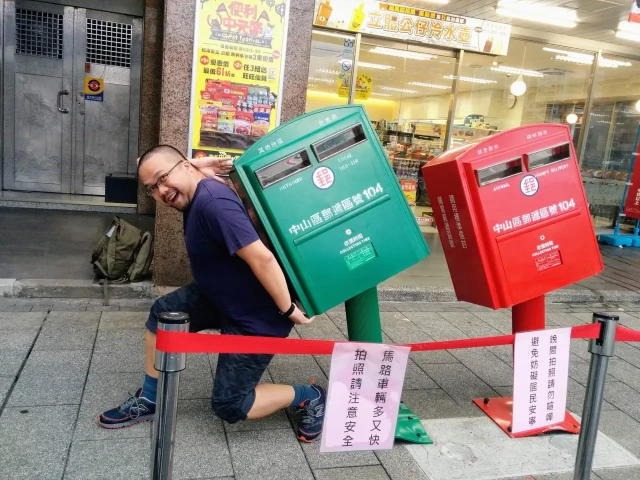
[
  {"x1": 313, "y1": 167, "x2": 335, "y2": 190},
  {"x1": 623, "y1": 143, "x2": 640, "y2": 219}
]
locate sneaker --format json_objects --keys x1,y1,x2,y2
[
  {"x1": 296, "y1": 385, "x2": 326, "y2": 443},
  {"x1": 98, "y1": 388, "x2": 155, "y2": 429}
]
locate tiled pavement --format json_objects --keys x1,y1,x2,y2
[{"x1": 2, "y1": 298, "x2": 640, "y2": 479}]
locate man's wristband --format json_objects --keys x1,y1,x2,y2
[{"x1": 280, "y1": 303, "x2": 296, "y2": 318}]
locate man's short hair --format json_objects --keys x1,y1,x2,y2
[{"x1": 137, "y1": 145, "x2": 187, "y2": 175}]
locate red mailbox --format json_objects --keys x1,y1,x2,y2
[
  {"x1": 422, "y1": 124, "x2": 602, "y2": 314},
  {"x1": 422, "y1": 124, "x2": 604, "y2": 437}
]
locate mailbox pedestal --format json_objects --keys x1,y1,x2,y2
[{"x1": 423, "y1": 124, "x2": 603, "y2": 438}]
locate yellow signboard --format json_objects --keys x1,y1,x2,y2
[
  {"x1": 337, "y1": 73, "x2": 372, "y2": 100},
  {"x1": 188, "y1": 0, "x2": 289, "y2": 159}
]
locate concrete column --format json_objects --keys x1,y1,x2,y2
[
  {"x1": 152, "y1": 0, "x2": 314, "y2": 286},
  {"x1": 137, "y1": 0, "x2": 165, "y2": 215}
]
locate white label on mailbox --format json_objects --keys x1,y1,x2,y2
[
  {"x1": 313, "y1": 167, "x2": 335, "y2": 190},
  {"x1": 520, "y1": 175, "x2": 539, "y2": 197}
]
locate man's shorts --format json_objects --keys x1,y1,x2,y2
[{"x1": 146, "y1": 283, "x2": 273, "y2": 424}]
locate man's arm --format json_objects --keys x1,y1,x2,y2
[{"x1": 236, "y1": 240, "x2": 313, "y2": 325}]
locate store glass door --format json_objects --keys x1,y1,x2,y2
[{"x1": 3, "y1": 0, "x2": 141, "y2": 195}]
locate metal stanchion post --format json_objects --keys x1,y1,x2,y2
[
  {"x1": 151, "y1": 312, "x2": 190, "y2": 480},
  {"x1": 573, "y1": 312, "x2": 619, "y2": 480}
]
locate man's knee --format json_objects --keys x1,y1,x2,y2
[
  {"x1": 211, "y1": 390, "x2": 255, "y2": 424},
  {"x1": 145, "y1": 297, "x2": 167, "y2": 334}
]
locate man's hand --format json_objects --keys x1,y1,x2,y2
[
  {"x1": 190, "y1": 156, "x2": 234, "y2": 178},
  {"x1": 288, "y1": 304, "x2": 315, "y2": 325}
]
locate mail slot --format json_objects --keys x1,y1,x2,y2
[
  {"x1": 422, "y1": 124, "x2": 603, "y2": 309},
  {"x1": 231, "y1": 105, "x2": 430, "y2": 316}
]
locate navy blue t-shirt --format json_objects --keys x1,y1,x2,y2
[{"x1": 183, "y1": 178, "x2": 293, "y2": 337}]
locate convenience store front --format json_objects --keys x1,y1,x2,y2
[{"x1": 305, "y1": 2, "x2": 640, "y2": 232}]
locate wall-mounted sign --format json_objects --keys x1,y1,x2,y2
[
  {"x1": 84, "y1": 77, "x2": 104, "y2": 102},
  {"x1": 337, "y1": 73, "x2": 372, "y2": 100},
  {"x1": 313, "y1": 0, "x2": 511, "y2": 56},
  {"x1": 630, "y1": 0, "x2": 640, "y2": 23},
  {"x1": 187, "y1": 0, "x2": 289, "y2": 160}
]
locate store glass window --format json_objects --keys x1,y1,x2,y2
[
  {"x1": 305, "y1": 30, "x2": 356, "y2": 112},
  {"x1": 582, "y1": 55, "x2": 640, "y2": 229},
  {"x1": 452, "y1": 39, "x2": 593, "y2": 150}
]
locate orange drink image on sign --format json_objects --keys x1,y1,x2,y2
[{"x1": 315, "y1": 0, "x2": 332, "y2": 26}]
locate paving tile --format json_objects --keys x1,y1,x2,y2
[
  {"x1": 490, "y1": 345, "x2": 514, "y2": 367},
  {"x1": 294, "y1": 314, "x2": 346, "y2": 341},
  {"x1": 33, "y1": 325, "x2": 97, "y2": 351},
  {"x1": 568, "y1": 354, "x2": 615, "y2": 387},
  {"x1": 0, "y1": 439, "x2": 69, "y2": 480},
  {"x1": 403, "y1": 360, "x2": 439, "y2": 390},
  {"x1": 598, "y1": 410, "x2": 640, "y2": 459},
  {"x1": 64, "y1": 437, "x2": 150, "y2": 480},
  {"x1": 0, "y1": 330, "x2": 39, "y2": 350},
  {"x1": 227, "y1": 429, "x2": 313, "y2": 480},
  {"x1": 546, "y1": 312, "x2": 591, "y2": 327},
  {"x1": 300, "y1": 440, "x2": 379, "y2": 469},
  {"x1": 89, "y1": 345, "x2": 146, "y2": 374},
  {"x1": 611, "y1": 342, "x2": 640, "y2": 369},
  {"x1": 375, "y1": 446, "x2": 429, "y2": 480},
  {"x1": 379, "y1": 302, "x2": 400, "y2": 312},
  {"x1": 403, "y1": 312, "x2": 468, "y2": 341},
  {"x1": 312, "y1": 465, "x2": 390, "y2": 480},
  {"x1": 0, "y1": 311, "x2": 45, "y2": 329},
  {"x1": 0, "y1": 405, "x2": 77, "y2": 480},
  {"x1": 593, "y1": 357, "x2": 638, "y2": 391},
  {"x1": 472, "y1": 311, "x2": 514, "y2": 335},
  {"x1": 179, "y1": 364, "x2": 214, "y2": 400},
  {"x1": 0, "y1": 375, "x2": 14, "y2": 406},
  {"x1": 0, "y1": 349, "x2": 29, "y2": 376},
  {"x1": 7, "y1": 373, "x2": 86, "y2": 407},
  {"x1": 99, "y1": 311, "x2": 150, "y2": 330},
  {"x1": 0, "y1": 404, "x2": 78, "y2": 444},
  {"x1": 0, "y1": 304, "x2": 33, "y2": 312},
  {"x1": 224, "y1": 408, "x2": 292, "y2": 432},
  {"x1": 595, "y1": 466, "x2": 640, "y2": 480},
  {"x1": 566, "y1": 378, "x2": 617, "y2": 416},
  {"x1": 400, "y1": 388, "x2": 484, "y2": 419},
  {"x1": 93, "y1": 329, "x2": 144, "y2": 352},
  {"x1": 449, "y1": 347, "x2": 514, "y2": 387},
  {"x1": 438, "y1": 311, "x2": 503, "y2": 338},
  {"x1": 603, "y1": 381, "x2": 640, "y2": 422},
  {"x1": 421, "y1": 363, "x2": 498, "y2": 405},
  {"x1": 172, "y1": 399, "x2": 234, "y2": 479},
  {"x1": 20, "y1": 350, "x2": 91, "y2": 377},
  {"x1": 44, "y1": 311, "x2": 100, "y2": 327}
]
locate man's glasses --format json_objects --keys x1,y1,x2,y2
[{"x1": 145, "y1": 161, "x2": 182, "y2": 197}]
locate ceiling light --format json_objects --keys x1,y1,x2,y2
[
  {"x1": 543, "y1": 47, "x2": 593, "y2": 60},
  {"x1": 510, "y1": 75, "x2": 527, "y2": 96},
  {"x1": 357, "y1": 61, "x2": 394, "y2": 70},
  {"x1": 490, "y1": 66, "x2": 544, "y2": 77},
  {"x1": 308, "y1": 77, "x2": 335, "y2": 83},
  {"x1": 371, "y1": 93, "x2": 393, "y2": 97},
  {"x1": 443, "y1": 75, "x2": 497, "y2": 84},
  {"x1": 316, "y1": 68, "x2": 340, "y2": 74},
  {"x1": 308, "y1": 83, "x2": 319, "y2": 88},
  {"x1": 408, "y1": 81, "x2": 450, "y2": 89},
  {"x1": 636, "y1": 100, "x2": 640, "y2": 113},
  {"x1": 370, "y1": 46, "x2": 435, "y2": 61},
  {"x1": 496, "y1": 1, "x2": 577, "y2": 28},
  {"x1": 566, "y1": 113, "x2": 578, "y2": 124},
  {"x1": 380, "y1": 86, "x2": 418, "y2": 93},
  {"x1": 553, "y1": 55, "x2": 631, "y2": 68}
]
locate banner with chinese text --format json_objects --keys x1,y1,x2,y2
[
  {"x1": 321, "y1": 342, "x2": 410, "y2": 453},
  {"x1": 188, "y1": 0, "x2": 289, "y2": 160},
  {"x1": 313, "y1": 0, "x2": 511, "y2": 55}
]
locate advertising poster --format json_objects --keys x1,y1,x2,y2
[
  {"x1": 623, "y1": 140, "x2": 640, "y2": 219},
  {"x1": 188, "y1": 0, "x2": 289, "y2": 160},
  {"x1": 337, "y1": 73, "x2": 373, "y2": 100},
  {"x1": 313, "y1": 0, "x2": 511, "y2": 55}
]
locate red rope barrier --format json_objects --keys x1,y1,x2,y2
[{"x1": 155, "y1": 321, "x2": 610, "y2": 355}]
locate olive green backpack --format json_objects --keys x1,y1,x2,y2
[{"x1": 91, "y1": 216, "x2": 153, "y2": 304}]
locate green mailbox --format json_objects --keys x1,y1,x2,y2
[{"x1": 230, "y1": 105, "x2": 430, "y2": 317}]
